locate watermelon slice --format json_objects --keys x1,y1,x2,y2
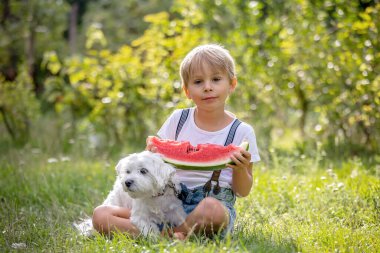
[{"x1": 149, "y1": 136, "x2": 249, "y2": 171}]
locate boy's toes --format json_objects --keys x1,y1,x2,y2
[{"x1": 173, "y1": 232, "x2": 186, "y2": 241}]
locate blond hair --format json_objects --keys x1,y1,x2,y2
[{"x1": 179, "y1": 44, "x2": 236, "y2": 87}]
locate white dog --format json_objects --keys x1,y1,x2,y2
[{"x1": 75, "y1": 151, "x2": 186, "y2": 238}]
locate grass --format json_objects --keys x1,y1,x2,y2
[{"x1": 0, "y1": 143, "x2": 379, "y2": 252}]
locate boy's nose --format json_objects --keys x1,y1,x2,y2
[{"x1": 203, "y1": 81, "x2": 213, "y2": 91}]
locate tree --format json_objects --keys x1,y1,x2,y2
[{"x1": 0, "y1": 0, "x2": 69, "y2": 95}]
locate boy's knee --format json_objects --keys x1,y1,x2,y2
[
  {"x1": 199, "y1": 197, "x2": 229, "y2": 228},
  {"x1": 92, "y1": 205, "x2": 109, "y2": 231}
]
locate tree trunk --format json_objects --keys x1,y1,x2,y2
[
  {"x1": 294, "y1": 83, "x2": 309, "y2": 138},
  {"x1": 0, "y1": 106, "x2": 16, "y2": 140},
  {"x1": 1, "y1": 0, "x2": 18, "y2": 81},
  {"x1": 1, "y1": 0, "x2": 11, "y2": 26},
  {"x1": 69, "y1": 1, "x2": 79, "y2": 54},
  {"x1": 25, "y1": 1, "x2": 40, "y2": 95},
  {"x1": 26, "y1": 23, "x2": 35, "y2": 81}
]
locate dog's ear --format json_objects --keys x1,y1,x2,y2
[
  {"x1": 115, "y1": 153, "x2": 138, "y2": 174},
  {"x1": 151, "y1": 156, "x2": 175, "y2": 189},
  {"x1": 162, "y1": 162, "x2": 176, "y2": 178},
  {"x1": 115, "y1": 160, "x2": 122, "y2": 176},
  {"x1": 156, "y1": 161, "x2": 176, "y2": 188},
  {"x1": 115, "y1": 155, "x2": 132, "y2": 176},
  {"x1": 141, "y1": 151, "x2": 175, "y2": 190}
]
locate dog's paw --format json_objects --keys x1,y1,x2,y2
[
  {"x1": 142, "y1": 225, "x2": 160, "y2": 237},
  {"x1": 73, "y1": 218, "x2": 95, "y2": 237},
  {"x1": 135, "y1": 221, "x2": 160, "y2": 238}
]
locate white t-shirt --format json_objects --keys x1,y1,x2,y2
[{"x1": 157, "y1": 107, "x2": 260, "y2": 189}]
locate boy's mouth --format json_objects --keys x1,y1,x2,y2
[{"x1": 202, "y1": 96, "x2": 218, "y2": 100}]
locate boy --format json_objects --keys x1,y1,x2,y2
[{"x1": 93, "y1": 44, "x2": 260, "y2": 239}]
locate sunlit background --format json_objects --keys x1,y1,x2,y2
[{"x1": 1, "y1": 0, "x2": 379, "y2": 159}]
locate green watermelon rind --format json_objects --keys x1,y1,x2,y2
[
  {"x1": 163, "y1": 142, "x2": 249, "y2": 171},
  {"x1": 169, "y1": 163, "x2": 227, "y2": 171}
]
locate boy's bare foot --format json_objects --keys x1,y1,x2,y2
[
  {"x1": 173, "y1": 232, "x2": 186, "y2": 240},
  {"x1": 161, "y1": 229, "x2": 187, "y2": 240}
]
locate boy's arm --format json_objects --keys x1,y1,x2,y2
[{"x1": 228, "y1": 150, "x2": 253, "y2": 197}]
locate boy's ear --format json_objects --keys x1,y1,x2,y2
[
  {"x1": 229, "y1": 77, "x2": 237, "y2": 93},
  {"x1": 183, "y1": 85, "x2": 191, "y2": 99}
]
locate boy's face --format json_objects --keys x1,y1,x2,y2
[{"x1": 183, "y1": 62, "x2": 236, "y2": 111}]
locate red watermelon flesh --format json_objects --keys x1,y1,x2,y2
[{"x1": 150, "y1": 136, "x2": 249, "y2": 170}]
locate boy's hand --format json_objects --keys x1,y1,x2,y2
[
  {"x1": 145, "y1": 136, "x2": 157, "y2": 152},
  {"x1": 227, "y1": 149, "x2": 252, "y2": 171},
  {"x1": 228, "y1": 149, "x2": 253, "y2": 197}
]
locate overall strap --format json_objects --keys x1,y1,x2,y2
[
  {"x1": 175, "y1": 109, "x2": 190, "y2": 141},
  {"x1": 224, "y1": 119, "x2": 242, "y2": 146},
  {"x1": 204, "y1": 118, "x2": 242, "y2": 195}
]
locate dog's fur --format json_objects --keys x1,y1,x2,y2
[{"x1": 75, "y1": 151, "x2": 186, "y2": 237}]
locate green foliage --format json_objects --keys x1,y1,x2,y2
[
  {"x1": 0, "y1": 0, "x2": 70, "y2": 74},
  {"x1": 1, "y1": 0, "x2": 379, "y2": 153},
  {"x1": 191, "y1": 0, "x2": 380, "y2": 150},
  {"x1": 0, "y1": 68, "x2": 39, "y2": 145},
  {"x1": 45, "y1": 40, "x2": 147, "y2": 145},
  {"x1": 41, "y1": 6, "x2": 208, "y2": 148},
  {"x1": 80, "y1": 0, "x2": 173, "y2": 50}
]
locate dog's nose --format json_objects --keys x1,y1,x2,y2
[{"x1": 125, "y1": 180, "x2": 134, "y2": 188}]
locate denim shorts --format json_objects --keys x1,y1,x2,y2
[{"x1": 178, "y1": 183, "x2": 236, "y2": 237}]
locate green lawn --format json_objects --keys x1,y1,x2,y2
[{"x1": 1, "y1": 146, "x2": 379, "y2": 252}]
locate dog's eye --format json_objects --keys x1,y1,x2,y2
[
  {"x1": 140, "y1": 168, "x2": 148, "y2": 174},
  {"x1": 126, "y1": 170, "x2": 131, "y2": 174}
]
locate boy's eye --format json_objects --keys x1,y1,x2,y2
[
  {"x1": 213, "y1": 77, "x2": 221, "y2": 82},
  {"x1": 194, "y1": 80, "x2": 202, "y2": 84}
]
